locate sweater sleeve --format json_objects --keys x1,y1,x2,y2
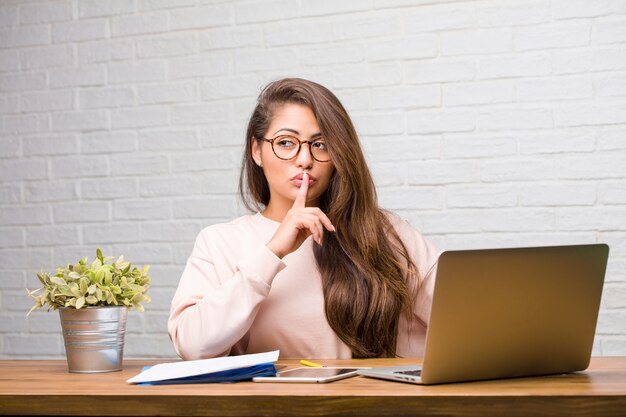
[{"x1": 168, "y1": 228, "x2": 286, "y2": 360}]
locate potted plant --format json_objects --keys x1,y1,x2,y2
[{"x1": 26, "y1": 248, "x2": 151, "y2": 373}]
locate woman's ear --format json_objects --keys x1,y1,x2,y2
[{"x1": 251, "y1": 137, "x2": 263, "y2": 167}]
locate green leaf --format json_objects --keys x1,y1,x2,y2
[
  {"x1": 50, "y1": 277, "x2": 67, "y2": 286},
  {"x1": 96, "y1": 248, "x2": 103, "y2": 262},
  {"x1": 75, "y1": 297, "x2": 85, "y2": 309}
]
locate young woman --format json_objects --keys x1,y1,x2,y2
[{"x1": 168, "y1": 78, "x2": 441, "y2": 360}]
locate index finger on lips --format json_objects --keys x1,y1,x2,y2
[{"x1": 293, "y1": 172, "x2": 309, "y2": 209}]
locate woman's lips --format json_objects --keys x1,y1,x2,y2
[{"x1": 291, "y1": 173, "x2": 316, "y2": 187}]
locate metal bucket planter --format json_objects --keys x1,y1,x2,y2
[{"x1": 59, "y1": 306, "x2": 128, "y2": 373}]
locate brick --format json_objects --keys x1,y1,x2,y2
[
  {"x1": 150, "y1": 264, "x2": 186, "y2": 288},
  {"x1": 114, "y1": 200, "x2": 170, "y2": 220},
  {"x1": 332, "y1": 63, "x2": 401, "y2": 89},
  {"x1": 481, "y1": 209, "x2": 555, "y2": 232},
  {"x1": 595, "y1": 75, "x2": 626, "y2": 97},
  {"x1": 171, "y1": 149, "x2": 240, "y2": 172},
  {"x1": 0, "y1": 227, "x2": 24, "y2": 248},
  {"x1": 170, "y1": 4, "x2": 232, "y2": 30},
  {"x1": 301, "y1": 0, "x2": 369, "y2": 17},
  {"x1": 515, "y1": 22, "x2": 591, "y2": 51},
  {"x1": 518, "y1": 130, "x2": 595, "y2": 154},
  {"x1": 79, "y1": 87, "x2": 134, "y2": 109},
  {"x1": 332, "y1": 13, "x2": 399, "y2": 41},
  {"x1": 52, "y1": 19, "x2": 107, "y2": 42},
  {"x1": 109, "y1": 60, "x2": 166, "y2": 84},
  {"x1": 480, "y1": 158, "x2": 556, "y2": 182},
  {"x1": 23, "y1": 134, "x2": 79, "y2": 156},
  {"x1": 198, "y1": 170, "x2": 239, "y2": 195},
  {"x1": 235, "y1": 0, "x2": 298, "y2": 24},
  {"x1": 25, "y1": 181, "x2": 78, "y2": 203},
  {"x1": 234, "y1": 48, "x2": 297, "y2": 74},
  {"x1": 0, "y1": 95, "x2": 19, "y2": 115},
  {"x1": 600, "y1": 182, "x2": 626, "y2": 204},
  {"x1": 518, "y1": 232, "x2": 596, "y2": 248},
  {"x1": 49, "y1": 65, "x2": 106, "y2": 88},
  {"x1": 111, "y1": 12, "x2": 168, "y2": 37},
  {"x1": 83, "y1": 223, "x2": 141, "y2": 244},
  {"x1": 379, "y1": 186, "x2": 443, "y2": 210},
  {"x1": 171, "y1": 102, "x2": 231, "y2": 125},
  {"x1": 124, "y1": 333, "x2": 177, "y2": 358},
  {"x1": 2, "y1": 114, "x2": 49, "y2": 135},
  {"x1": 111, "y1": 106, "x2": 169, "y2": 129},
  {"x1": 173, "y1": 196, "x2": 237, "y2": 219},
  {"x1": 51, "y1": 155, "x2": 110, "y2": 179},
  {"x1": 444, "y1": 80, "x2": 515, "y2": 106},
  {"x1": 598, "y1": 127, "x2": 626, "y2": 150},
  {"x1": 0, "y1": 136, "x2": 20, "y2": 157},
  {"x1": 1, "y1": 248, "x2": 52, "y2": 272},
  {"x1": 26, "y1": 225, "x2": 80, "y2": 247},
  {"x1": 199, "y1": 76, "x2": 260, "y2": 100},
  {"x1": 170, "y1": 53, "x2": 230, "y2": 79},
  {"x1": 27, "y1": 312, "x2": 62, "y2": 334},
  {"x1": 368, "y1": 35, "x2": 438, "y2": 61},
  {"x1": 0, "y1": 184, "x2": 21, "y2": 203},
  {"x1": 408, "y1": 159, "x2": 480, "y2": 185},
  {"x1": 78, "y1": 40, "x2": 135, "y2": 64},
  {"x1": 81, "y1": 131, "x2": 137, "y2": 154},
  {"x1": 0, "y1": 159, "x2": 47, "y2": 181},
  {"x1": 553, "y1": 47, "x2": 626, "y2": 74},
  {"x1": 138, "y1": 82, "x2": 196, "y2": 104},
  {"x1": 555, "y1": 104, "x2": 626, "y2": 127},
  {"x1": 553, "y1": 0, "x2": 626, "y2": 19},
  {"x1": 20, "y1": 2, "x2": 72, "y2": 24},
  {"x1": 405, "y1": 58, "x2": 475, "y2": 84},
  {"x1": 79, "y1": 0, "x2": 136, "y2": 18},
  {"x1": 446, "y1": 184, "x2": 517, "y2": 208},
  {"x1": 371, "y1": 161, "x2": 406, "y2": 187},
  {"x1": 0, "y1": 73, "x2": 46, "y2": 92},
  {"x1": 141, "y1": 221, "x2": 203, "y2": 243},
  {"x1": 403, "y1": 3, "x2": 475, "y2": 33},
  {"x1": 407, "y1": 109, "x2": 475, "y2": 134},
  {"x1": 476, "y1": 1, "x2": 552, "y2": 27},
  {"x1": 0, "y1": 206, "x2": 50, "y2": 226},
  {"x1": 478, "y1": 108, "x2": 553, "y2": 131},
  {"x1": 137, "y1": 34, "x2": 195, "y2": 58},
  {"x1": 111, "y1": 155, "x2": 169, "y2": 176},
  {"x1": 593, "y1": 17, "x2": 626, "y2": 44},
  {"x1": 352, "y1": 113, "x2": 404, "y2": 136},
  {"x1": 421, "y1": 210, "x2": 483, "y2": 234},
  {"x1": 198, "y1": 26, "x2": 262, "y2": 50},
  {"x1": 3, "y1": 334, "x2": 63, "y2": 357},
  {"x1": 556, "y1": 154, "x2": 626, "y2": 180},
  {"x1": 602, "y1": 337, "x2": 626, "y2": 355},
  {"x1": 598, "y1": 232, "x2": 626, "y2": 258},
  {"x1": 20, "y1": 45, "x2": 74, "y2": 69},
  {"x1": 81, "y1": 178, "x2": 138, "y2": 200},
  {"x1": 0, "y1": 5, "x2": 18, "y2": 27},
  {"x1": 0, "y1": 49, "x2": 19, "y2": 72},
  {"x1": 0, "y1": 25, "x2": 49, "y2": 47},
  {"x1": 139, "y1": 0, "x2": 195, "y2": 11},
  {"x1": 52, "y1": 110, "x2": 109, "y2": 132},
  {"x1": 265, "y1": 20, "x2": 332, "y2": 47},
  {"x1": 53, "y1": 202, "x2": 111, "y2": 223},
  {"x1": 478, "y1": 52, "x2": 551, "y2": 79},
  {"x1": 518, "y1": 77, "x2": 593, "y2": 101},
  {"x1": 140, "y1": 176, "x2": 201, "y2": 197},
  {"x1": 143, "y1": 311, "x2": 170, "y2": 333},
  {"x1": 51, "y1": 245, "x2": 114, "y2": 270},
  {"x1": 299, "y1": 45, "x2": 364, "y2": 66},
  {"x1": 334, "y1": 89, "x2": 371, "y2": 112},
  {"x1": 519, "y1": 183, "x2": 597, "y2": 207},
  {"x1": 559, "y1": 208, "x2": 626, "y2": 231},
  {"x1": 138, "y1": 130, "x2": 198, "y2": 151},
  {"x1": 22, "y1": 90, "x2": 74, "y2": 113},
  {"x1": 442, "y1": 29, "x2": 512, "y2": 56},
  {"x1": 443, "y1": 134, "x2": 517, "y2": 159},
  {"x1": 364, "y1": 135, "x2": 441, "y2": 162}
]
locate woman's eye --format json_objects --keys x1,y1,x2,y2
[
  {"x1": 312, "y1": 141, "x2": 327, "y2": 150},
  {"x1": 276, "y1": 138, "x2": 297, "y2": 148}
]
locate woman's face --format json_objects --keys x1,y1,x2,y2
[{"x1": 252, "y1": 103, "x2": 335, "y2": 211}]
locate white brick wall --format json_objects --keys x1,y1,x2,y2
[{"x1": 1, "y1": 0, "x2": 625, "y2": 359}]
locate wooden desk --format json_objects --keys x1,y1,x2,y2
[{"x1": 1, "y1": 357, "x2": 625, "y2": 417}]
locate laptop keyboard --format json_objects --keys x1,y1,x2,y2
[{"x1": 394, "y1": 369, "x2": 422, "y2": 376}]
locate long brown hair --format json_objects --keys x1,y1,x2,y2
[{"x1": 239, "y1": 78, "x2": 418, "y2": 358}]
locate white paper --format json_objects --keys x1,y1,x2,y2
[{"x1": 126, "y1": 350, "x2": 279, "y2": 384}]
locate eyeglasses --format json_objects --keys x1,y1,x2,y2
[{"x1": 262, "y1": 135, "x2": 331, "y2": 162}]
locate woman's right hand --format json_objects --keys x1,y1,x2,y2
[{"x1": 266, "y1": 172, "x2": 336, "y2": 259}]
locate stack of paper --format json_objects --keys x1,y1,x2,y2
[{"x1": 126, "y1": 350, "x2": 279, "y2": 385}]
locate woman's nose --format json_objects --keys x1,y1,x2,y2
[{"x1": 295, "y1": 143, "x2": 313, "y2": 169}]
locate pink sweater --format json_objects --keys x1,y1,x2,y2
[{"x1": 168, "y1": 212, "x2": 441, "y2": 360}]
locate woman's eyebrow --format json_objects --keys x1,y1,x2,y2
[{"x1": 272, "y1": 128, "x2": 322, "y2": 139}]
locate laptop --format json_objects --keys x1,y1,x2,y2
[{"x1": 358, "y1": 244, "x2": 609, "y2": 385}]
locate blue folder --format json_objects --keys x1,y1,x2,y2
[{"x1": 136, "y1": 362, "x2": 277, "y2": 385}]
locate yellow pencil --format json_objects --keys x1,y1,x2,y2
[{"x1": 300, "y1": 359, "x2": 324, "y2": 368}]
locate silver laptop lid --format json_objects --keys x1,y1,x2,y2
[{"x1": 421, "y1": 244, "x2": 609, "y2": 385}]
